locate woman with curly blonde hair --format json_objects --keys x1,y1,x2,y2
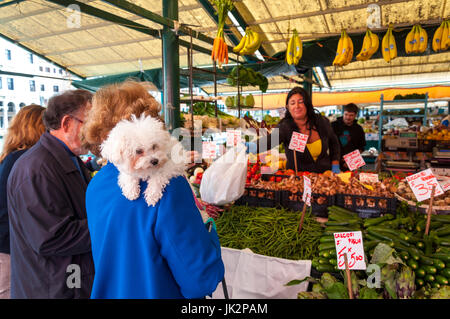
[
  {"x1": 0, "y1": 104, "x2": 45, "y2": 299},
  {"x1": 81, "y1": 80, "x2": 161, "y2": 157}
]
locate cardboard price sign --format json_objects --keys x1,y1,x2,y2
[
  {"x1": 202, "y1": 142, "x2": 216, "y2": 159},
  {"x1": 302, "y1": 176, "x2": 312, "y2": 206},
  {"x1": 288, "y1": 132, "x2": 308, "y2": 153},
  {"x1": 226, "y1": 129, "x2": 242, "y2": 147},
  {"x1": 334, "y1": 231, "x2": 366, "y2": 270},
  {"x1": 343, "y1": 150, "x2": 366, "y2": 171},
  {"x1": 406, "y1": 169, "x2": 445, "y2": 202},
  {"x1": 359, "y1": 172, "x2": 379, "y2": 184}
]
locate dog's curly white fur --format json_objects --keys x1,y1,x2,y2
[{"x1": 101, "y1": 114, "x2": 187, "y2": 206}]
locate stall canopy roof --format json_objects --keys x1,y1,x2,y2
[{"x1": 1, "y1": 0, "x2": 449, "y2": 92}]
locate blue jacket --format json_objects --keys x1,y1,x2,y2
[
  {"x1": 86, "y1": 163, "x2": 224, "y2": 299},
  {"x1": 0, "y1": 149, "x2": 26, "y2": 254}
]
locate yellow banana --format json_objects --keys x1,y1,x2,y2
[
  {"x1": 433, "y1": 21, "x2": 445, "y2": 52},
  {"x1": 367, "y1": 29, "x2": 379, "y2": 57},
  {"x1": 356, "y1": 29, "x2": 372, "y2": 61},
  {"x1": 240, "y1": 29, "x2": 254, "y2": 55},
  {"x1": 332, "y1": 30, "x2": 344, "y2": 66},
  {"x1": 442, "y1": 20, "x2": 449, "y2": 50},
  {"x1": 388, "y1": 26, "x2": 397, "y2": 60},
  {"x1": 336, "y1": 30, "x2": 350, "y2": 66},
  {"x1": 233, "y1": 31, "x2": 247, "y2": 53},
  {"x1": 286, "y1": 31, "x2": 295, "y2": 65},
  {"x1": 245, "y1": 29, "x2": 261, "y2": 54},
  {"x1": 412, "y1": 24, "x2": 420, "y2": 53},
  {"x1": 293, "y1": 29, "x2": 303, "y2": 65},
  {"x1": 418, "y1": 25, "x2": 428, "y2": 53},
  {"x1": 382, "y1": 27, "x2": 391, "y2": 63},
  {"x1": 405, "y1": 25, "x2": 416, "y2": 54},
  {"x1": 344, "y1": 32, "x2": 354, "y2": 65}
]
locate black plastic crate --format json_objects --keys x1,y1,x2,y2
[
  {"x1": 280, "y1": 190, "x2": 334, "y2": 218},
  {"x1": 335, "y1": 194, "x2": 398, "y2": 218},
  {"x1": 418, "y1": 139, "x2": 436, "y2": 152},
  {"x1": 235, "y1": 187, "x2": 281, "y2": 208}
]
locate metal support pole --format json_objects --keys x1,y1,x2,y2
[
  {"x1": 302, "y1": 68, "x2": 313, "y2": 97},
  {"x1": 162, "y1": 0, "x2": 180, "y2": 131}
]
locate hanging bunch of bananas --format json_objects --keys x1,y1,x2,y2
[
  {"x1": 381, "y1": 24, "x2": 397, "y2": 63},
  {"x1": 356, "y1": 29, "x2": 379, "y2": 61},
  {"x1": 332, "y1": 29, "x2": 353, "y2": 67},
  {"x1": 432, "y1": 20, "x2": 450, "y2": 52},
  {"x1": 286, "y1": 28, "x2": 303, "y2": 65},
  {"x1": 232, "y1": 27, "x2": 262, "y2": 56},
  {"x1": 405, "y1": 24, "x2": 428, "y2": 54}
]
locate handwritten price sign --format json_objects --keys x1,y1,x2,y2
[
  {"x1": 343, "y1": 150, "x2": 366, "y2": 171},
  {"x1": 302, "y1": 176, "x2": 312, "y2": 206},
  {"x1": 334, "y1": 231, "x2": 366, "y2": 270},
  {"x1": 288, "y1": 132, "x2": 308, "y2": 153},
  {"x1": 406, "y1": 168, "x2": 445, "y2": 202},
  {"x1": 202, "y1": 141, "x2": 216, "y2": 159},
  {"x1": 226, "y1": 129, "x2": 242, "y2": 147},
  {"x1": 359, "y1": 172, "x2": 379, "y2": 184}
]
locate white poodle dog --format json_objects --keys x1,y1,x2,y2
[{"x1": 100, "y1": 114, "x2": 187, "y2": 206}]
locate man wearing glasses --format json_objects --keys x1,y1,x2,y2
[{"x1": 7, "y1": 89, "x2": 95, "y2": 299}]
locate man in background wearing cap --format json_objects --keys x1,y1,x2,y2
[{"x1": 331, "y1": 103, "x2": 366, "y2": 171}]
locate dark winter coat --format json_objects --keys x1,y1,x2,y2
[
  {"x1": 0, "y1": 149, "x2": 27, "y2": 254},
  {"x1": 7, "y1": 131, "x2": 94, "y2": 299},
  {"x1": 257, "y1": 114, "x2": 340, "y2": 173},
  {"x1": 331, "y1": 117, "x2": 366, "y2": 169}
]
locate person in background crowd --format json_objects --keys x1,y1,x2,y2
[
  {"x1": 331, "y1": 103, "x2": 366, "y2": 171},
  {"x1": 80, "y1": 81, "x2": 224, "y2": 299},
  {"x1": 7, "y1": 90, "x2": 95, "y2": 299},
  {"x1": 0, "y1": 104, "x2": 46, "y2": 299},
  {"x1": 441, "y1": 114, "x2": 450, "y2": 127},
  {"x1": 248, "y1": 86, "x2": 341, "y2": 174}
]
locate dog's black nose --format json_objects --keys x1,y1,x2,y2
[{"x1": 150, "y1": 159, "x2": 159, "y2": 166}]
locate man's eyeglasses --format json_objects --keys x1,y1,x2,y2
[{"x1": 70, "y1": 115, "x2": 84, "y2": 124}]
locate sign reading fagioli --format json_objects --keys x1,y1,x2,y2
[
  {"x1": 334, "y1": 231, "x2": 366, "y2": 270},
  {"x1": 288, "y1": 132, "x2": 308, "y2": 153},
  {"x1": 405, "y1": 168, "x2": 445, "y2": 202}
]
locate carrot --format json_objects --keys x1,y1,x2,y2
[
  {"x1": 225, "y1": 41, "x2": 229, "y2": 64},
  {"x1": 211, "y1": 37, "x2": 218, "y2": 60},
  {"x1": 217, "y1": 37, "x2": 224, "y2": 63}
]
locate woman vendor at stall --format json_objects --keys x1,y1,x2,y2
[{"x1": 248, "y1": 86, "x2": 341, "y2": 174}]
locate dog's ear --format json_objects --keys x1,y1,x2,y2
[{"x1": 100, "y1": 133, "x2": 127, "y2": 165}]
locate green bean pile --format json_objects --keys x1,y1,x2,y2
[{"x1": 216, "y1": 205, "x2": 324, "y2": 260}]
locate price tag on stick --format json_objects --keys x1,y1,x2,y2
[
  {"x1": 334, "y1": 231, "x2": 366, "y2": 270},
  {"x1": 343, "y1": 150, "x2": 366, "y2": 171},
  {"x1": 405, "y1": 169, "x2": 444, "y2": 202},
  {"x1": 288, "y1": 132, "x2": 308, "y2": 153},
  {"x1": 298, "y1": 176, "x2": 312, "y2": 234},
  {"x1": 202, "y1": 141, "x2": 216, "y2": 159}
]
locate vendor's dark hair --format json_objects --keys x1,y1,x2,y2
[
  {"x1": 43, "y1": 89, "x2": 93, "y2": 130},
  {"x1": 343, "y1": 103, "x2": 359, "y2": 114},
  {"x1": 284, "y1": 86, "x2": 318, "y2": 129}
]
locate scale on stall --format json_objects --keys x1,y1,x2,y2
[
  {"x1": 429, "y1": 141, "x2": 450, "y2": 176},
  {"x1": 381, "y1": 132, "x2": 421, "y2": 172}
]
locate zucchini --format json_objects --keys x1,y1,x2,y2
[
  {"x1": 439, "y1": 268, "x2": 450, "y2": 278},
  {"x1": 415, "y1": 268, "x2": 426, "y2": 278},
  {"x1": 318, "y1": 258, "x2": 330, "y2": 265},
  {"x1": 328, "y1": 258, "x2": 337, "y2": 266},
  {"x1": 325, "y1": 220, "x2": 361, "y2": 227},
  {"x1": 319, "y1": 250, "x2": 329, "y2": 258},
  {"x1": 424, "y1": 274, "x2": 435, "y2": 283},
  {"x1": 398, "y1": 233, "x2": 411, "y2": 242},
  {"x1": 328, "y1": 206, "x2": 357, "y2": 216},
  {"x1": 367, "y1": 228, "x2": 411, "y2": 246},
  {"x1": 363, "y1": 214, "x2": 394, "y2": 227},
  {"x1": 419, "y1": 255, "x2": 435, "y2": 266},
  {"x1": 319, "y1": 236, "x2": 335, "y2": 243},
  {"x1": 415, "y1": 278, "x2": 425, "y2": 286},
  {"x1": 328, "y1": 249, "x2": 337, "y2": 258},
  {"x1": 435, "y1": 275, "x2": 449, "y2": 285},
  {"x1": 364, "y1": 241, "x2": 380, "y2": 251},
  {"x1": 319, "y1": 242, "x2": 336, "y2": 251},
  {"x1": 407, "y1": 259, "x2": 419, "y2": 270},
  {"x1": 315, "y1": 264, "x2": 336, "y2": 272},
  {"x1": 423, "y1": 265, "x2": 437, "y2": 275},
  {"x1": 399, "y1": 251, "x2": 409, "y2": 261},
  {"x1": 431, "y1": 282, "x2": 441, "y2": 289},
  {"x1": 432, "y1": 259, "x2": 446, "y2": 270},
  {"x1": 431, "y1": 215, "x2": 450, "y2": 224},
  {"x1": 367, "y1": 229, "x2": 394, "y2": 242},
  {"x1": 436, "y1": 226, "x2": 450, "y2": 237},
  {"x1": 325, "y1": 226, "x2": 361, "y2": 232},
  {"x1": 416, "y1": 241, "x2": 425, "y2": 250}
]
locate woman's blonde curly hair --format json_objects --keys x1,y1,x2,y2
[{"x1": 81, "y1": 80, "x2": 161, "y2": 157}]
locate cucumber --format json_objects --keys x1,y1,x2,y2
[
  {"x1": 407, "y1": 259, "x2": 419, "y2": 270},
  {"x1": 415, "y1": 268, "x2": 426, "y2": 278},
  {"x1": 315, "y1": 264, "x2": 336, "y2": 272},
  {"x1": 432, "y1": 259, "x2": 446, "y2": 270},
  {"x1": 423, "y1": 265, "x2": 437, "y2": 275},
  {"x1": 435, "y1": 275, "x2": 449, "y2": 285},
  {"x1": 319, "y1": 236, "x2": 335, "y2": 243},
  {"x1": 439, "y1": 268, "x2": 450, "y2": 278},
  {"x1": 424, "y1": 274, "x2": 435, "y2": 283}
]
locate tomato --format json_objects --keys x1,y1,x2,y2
[
  {"x1": 253, "y1": 173, "x2": 261, "y2": 180},
  {"x1": 196, "y1": 172, "x2": 203, "y2": 179},
  {"x1": 285, "y1": 169, "x2": 295, "y2": 176},
  {"x1": 251, "y1": 166, "x2": 259, "y2": 174},
  {"x1": 269, "y1": 176, "x2": 275, "y2": 182},
  {"x1": 276, "y1": 177, "x2": 282, "y2": 182},
  {"x1": 275, "y1": 171, "x2": 284, "y2": 175},
  {"x1": 247, "y1": 172, "x2": 252, "y2": 179}
]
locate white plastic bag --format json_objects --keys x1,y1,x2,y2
[
  {"x1": 211, "y1": 247, "x2": 311, "y2": 299},
  {"x1": 200, "y1": 144, "x2": 247, "y2": 205}
]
